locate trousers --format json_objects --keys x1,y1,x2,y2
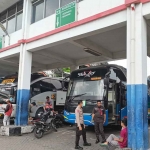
[
  {"x1": 75, "y1": 124, "x2": 87, "y2": 146},
  {"x1": 94, "y1": 122, "x2": 106, "y2": 141},
  {"x1": 3, "y1": 115, "x2": 10, "y2": 126},
  {"x1": 106, "y1": 134, "x2": 120, "y2": 147}
]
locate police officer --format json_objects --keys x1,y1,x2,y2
[
  {"x1": 75, "y1": 100, "x2": 91, "y2": 150},
  {"x1": 92, "y1": 100, "x2": 106, "y2": 144}
]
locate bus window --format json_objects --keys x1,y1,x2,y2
[
  {"x1": 50, "y1": 79, "x2": 62, "y2": 90},
  {"x1": 40, "y1": 79, "x2": 55, "y2": 92},
  {"x1": 31, "y1": 81, "x2": 41, "y2": 97}
]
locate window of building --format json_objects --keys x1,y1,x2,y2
[
  {"x1": 32, "y1": 0, "x2": 79, "y2": 23},
  {"x1": 60, "y1": 0, "x2": 75, "y2": 7},
  {"x1": 8, "y1": 5, "x2": 16, "y2": 18},
  {"x1": 45, "y1": 0, "x2": 59, "y2": 17},
  {"x1": 7, "y1": 16, "x2": 15, "y2": 34},
  {"x1": 0, "y1": 1, "x2": 23, "y2": 35},
  {"x1": 32, "y1": 0, "x2": 44, "y2": 23},
  {"x1": 0, "y1": 22, "x2": 6, "y2": 36},
  {"x1": 16, "y1": 13, "x2": 23, "y2": 31},
  {"x1": 0, "y1": 11, "x2": 7, "y2": 22}
]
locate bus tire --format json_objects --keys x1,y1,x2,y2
[{"x1": 35, "y1": 108, "x2": 44, "y2": 119}]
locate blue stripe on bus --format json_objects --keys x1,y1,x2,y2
[
  {"x1": 64, "y1": 109, "x2": 109, "y2": 126},
  {"x1": 15, "y1": 89, "x2": 30, "y2": 126}
]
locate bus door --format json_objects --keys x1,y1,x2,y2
[
  {"x1": 107, "y1": 81, "x2": 116, "y2": 123},
  {"x1": 115, "y1": 81, "x2": 127, "y2": 124},
  {"x1": 119, "y1": 82, "x2": 127, "y2": 120}
]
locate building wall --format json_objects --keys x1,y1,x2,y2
[
  {"x1": 78, "y1": 0, "x2": 124, "y2": 20},
  {"x1": 28, "y1": 0, "x2": 125, "y2": 38}
]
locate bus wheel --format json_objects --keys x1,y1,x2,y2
[{"x1": 35, "y1": 108, "x2": 44, "y2": 119}]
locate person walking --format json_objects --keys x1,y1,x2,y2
[
  {"x1": 92, "y1": 100, "x2": 106, "y2": 144},
  {"x1": 2, "y1": 99, "x2": 13, "y2": 126},
  {"x1": 75, "y1": 100, "x2": 91, "y2": 150}
]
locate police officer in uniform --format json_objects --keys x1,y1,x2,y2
[
  {"x1": 92, "y1": 100, "x2": 106, "y2": 144},
  {"x1": 75, "y1": 100, "x2": 91, "y2": 150}
]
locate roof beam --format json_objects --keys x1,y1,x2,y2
[
  {"x1": 0, "y1": 59, "x2": 19, "y2": 67},
  {"x1": 74, "y1": 38, "x2": 113, "y2": 60},
  {"x1": 75, "y1": 56, "x2": 107, "y2": 65},
  {"x1": 34, "y1": 51, "x2": 74, "y2": 64},
  {"x1": 33, "y1": 62, "x2": 70, "y2": 71}
]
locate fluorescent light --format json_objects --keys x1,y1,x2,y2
[{"x1": 84, "y1": 48, "x2": 102, "y2": 56}]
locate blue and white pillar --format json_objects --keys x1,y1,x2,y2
[
  {"x1": 127, "y1": 3, "x2": 148, "y2": 150},
  {"x1": 16, "y1": 0, "x2": 32, "y2": 126},
  {"x1": 16, "y1": 50, "x2": 32, "y2": 125}
]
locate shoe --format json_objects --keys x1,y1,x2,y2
[
  {"x1": 83, "y1": 142, "x2": 91, "y2": 146},
  {"x1": 95, "y1": 139, "x2": 100, "y2": 144},
  {"x1": 100, "y1": 143, "x2": 108, "y2": 147},
  {"x1": 75, "y1": 146, "x2": 83, "y2": 150},
  {"x1": 101, "y1": 140, "x2": 106, "y2": 143}
]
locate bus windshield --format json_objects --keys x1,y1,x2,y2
[{"x1": 67, "y1": 78, "x2": 105, "y2": 100}]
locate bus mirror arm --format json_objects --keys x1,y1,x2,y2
[{"x1": 105, "y1": 71, "x2": 111, "y2": 78}]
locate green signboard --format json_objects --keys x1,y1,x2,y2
[
  {"x1": 55, "y1": 1, "x2": 76, "y2": 28},
  {"x1": 0, "y1": 36, "x2": 2, "y2": 49}
]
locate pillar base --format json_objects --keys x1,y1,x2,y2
[{"x1": 1, "y1": 125, "x2": 34, "y2": 136}]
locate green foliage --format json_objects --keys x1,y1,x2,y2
[{"x1": 62, "y1": 67, "x2": 70, "y2": 73}]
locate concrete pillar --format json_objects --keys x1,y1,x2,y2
[
  {"x1": 127, "y1": 3, "x2": 148, "y2": 150},
  {"x1": 16, "y1": 50, "x2": 32, "y2": 125},
  {"x1": 16, "y1": 0, "x2": 32, "y2": 125}
]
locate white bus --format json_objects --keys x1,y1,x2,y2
[{"x1": 0, "y1": 73, "x2": 69, "y2": 119}]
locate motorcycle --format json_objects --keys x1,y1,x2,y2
[
  {"x1": 32, "y1": 109, "x2": 57, "y2": 139},
  {"x1": 53, "y1": 111, "x2": 64, "y2": 128}
]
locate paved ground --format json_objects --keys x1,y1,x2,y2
[{"x1": 0, "y1": 125, "x2": 121, "y2": 150}]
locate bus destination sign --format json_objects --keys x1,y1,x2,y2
[{"x1": 78, "y1": 71, "x2": 95, "y2": 77}]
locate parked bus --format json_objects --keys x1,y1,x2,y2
[
  {"x1": 64, "y1": 64, "x2": 128, "y2": 126},
  {"x1": 0, "y1": 73, "x2": 68, "y2": 119}
]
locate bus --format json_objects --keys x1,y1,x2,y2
[
  {"x1": 0, "y1": 73, "x2": 68, "y2": 119},
  {"x1": 64, "y1": 64, "x2": 128, "y2": 126}
]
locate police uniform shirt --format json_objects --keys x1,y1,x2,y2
[
  {"x1": 92, "y1": 106, "x2": 106, "y2": 123},
  {"x1": 75, "y1": 106, "x2": 84, "y2": 127}
]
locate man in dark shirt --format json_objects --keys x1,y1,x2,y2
[{"x1": 92, "y1": 100, "x2": 106, "y2": 144}]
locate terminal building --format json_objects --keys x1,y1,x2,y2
[{"x1": 0, "y1": 0, "x2": 150, "y2": 149}]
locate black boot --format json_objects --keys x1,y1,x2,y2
[
  {"x1": 75, "y1": 146, "x2": 83, "y2": 150},
  {"x1": 95, "y1": 139, "x2": 100, "y2": 144},
  {"x1": 83, "y1": 142, "x2": 91, "y2": 146}
]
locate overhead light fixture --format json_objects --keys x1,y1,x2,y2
[{"x1": 84, "y1": 48, "x2": 102, "y2": 56}]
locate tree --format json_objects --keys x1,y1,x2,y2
[{"x1": 62, "y1": 67, "x2": 70, "y2": 73}]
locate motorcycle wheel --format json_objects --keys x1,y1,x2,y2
[
  {"x1": 55, "y1": 118, "x2": 63, "y2": 128},
  {"x1": 51, "y1": 121, "x2": 58, "y2": 132},
  {"x1": 34, "y1": 128, "x2": 44, "y2": 139}
]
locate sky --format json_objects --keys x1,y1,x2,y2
[{"x1": 108, "y1": 57, "x2": 150, "y2": 76}]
